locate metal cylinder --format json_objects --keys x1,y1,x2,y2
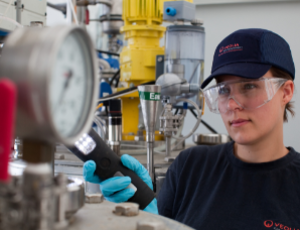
[
  {"x1": 54, "y1": 174, "x2": 68, "y2": 229},
  {"x1": 108, "y1": 117, "x2": 122, "y2": 141},
  {"x1": 165, "y1": 136, "x2": 171, "y2": 157},
  {"x1": 138, "y1": 85, "x2": 161, "y2": 182},
  {"x1": 30, "y1": 21, "x2": 44, "y2": 27},
  {"x1": 165, "y1": 25, "x2": 205, "y2": 107},
  {"x1": 22, "y1": 163, "x2": 54, "y2": 230},
  {"x1": 16, "y1": 0, "x2": 22, "y2": 24},
  {"x1": 107, "y1": 100, "x2": 122, "y2": 155},
  {"x1": 147, "y1": 142, "x2": 154, "y2": 182},
  {"x1": 0, "y1": 177, "x2": 22, "y2": 230}
]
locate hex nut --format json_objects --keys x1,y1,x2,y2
[
  {"x1": 85, "y1": 194, "x2": 104, "y2": 204},
  {"x1": 113, "y1": 202, "x2": 139, "y2": 216},
  {"x1": 191, "y1": 19, "x2": 204, "y2": 26},
  {"x1": 137, "y1": 219, "x2": 166, "y2": 230},
  {"x1": 164, "y1": 157, "x2": 175, "y2": 163}
]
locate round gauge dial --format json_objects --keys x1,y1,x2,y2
[
  {"x1": 0, "y1": 26, "x2": 98, "y2": 145},
  {"x1": 49, "y1": 31, "x2": 93, "y2": 139}
]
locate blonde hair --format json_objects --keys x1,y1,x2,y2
[{"x1": 269, "y1": 66, "x2": 295, "y2": 122}]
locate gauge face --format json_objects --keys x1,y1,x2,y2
[{"x1": 49, "y1": 31, "x2": 93, "y2": 138}]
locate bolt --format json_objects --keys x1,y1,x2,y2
[
  {"x1": 54, "y1": 173, "x2": 68, "y2": 186},
  {"x1": 85, "y1": 194, "x2": 104, "y2": 204},
  {"x1": 21, "y1": 4, "x2": 24, "y2": 9},
  {"x1": 137, "y1": 219, "x2": 166, "y2": 230},
  {"x1": 157, "y1": 56, "x2": 163, "y2": 62},
  {"x1": 174, "y1": 20, "x2": 184, "y2": 25},
  {"x1": 45, "y1": 12, "x2": 47, "y2": 16},
  {"x1": 191, "y1": 18, "x2": 204, "y2": 26},
  {"x1": 138, "y1": 124, "x2": 145, "y2": 130},
  {"x1": 164, "y1": 157, "x2": 175, "y2": 163},
  {"x1": 113, "y1": 202, "x2": 139, "y2": 216}
]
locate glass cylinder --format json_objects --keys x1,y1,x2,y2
[{"x1": 165, "y1": 25, "x2": 205, "y2": 107}]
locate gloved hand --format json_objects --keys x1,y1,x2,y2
[{"x1": 83, "y1": 154, "x2": 158, "y2": 214}]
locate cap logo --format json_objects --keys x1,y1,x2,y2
[{"x1": 219, "y1": 43, "x2": 243, "y2": 56}]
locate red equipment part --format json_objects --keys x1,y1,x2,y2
[{"x1": 0, "y1": 78, "x2": 17, "y2": 182}]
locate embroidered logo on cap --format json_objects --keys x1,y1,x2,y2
[{"x1": 219, "y1": 43, "x2": 243, "y2": 57}]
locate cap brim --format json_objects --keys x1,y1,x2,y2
[{"x1": 201, "y1": 63, "x2": 272, "y2": 89}]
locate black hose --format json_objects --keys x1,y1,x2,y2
[
  {"x1": 109, "y1": 69, "x2": 120, "y2": 86},
  {"x1": 174, "y1": 108, "x2": 179, "y2": 115},
  {"x1": 96, "y1": 49, "x2": 120, "y2": 57},
  {"x1": 189, "y1": 108, "x2": 218, "y2": 134},
  {"x1": 99, "y1": 81, "x2": 156, "y2": 102},
  {"x1": 115, "y1": 75, "x2": 120, "y2": 88}
]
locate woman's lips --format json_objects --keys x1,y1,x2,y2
[{"x1": 230, "y1": 119, "x2": 250, "y2": 127}]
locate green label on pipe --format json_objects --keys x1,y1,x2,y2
[{"x1": 139, "y1": 92, "x2": 161, "y2": 101}]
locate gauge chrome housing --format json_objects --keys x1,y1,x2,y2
[{"x1": 0, "y1": 26, "x2": 98, "y2": 145}]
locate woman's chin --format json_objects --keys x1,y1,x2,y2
[{"x1": 230, "y1": 133, "x2": 257, "y2": 145}]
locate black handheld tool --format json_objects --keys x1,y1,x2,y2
[{"x1": 67, "y1": 128, "x2": 155, "y2": 210}]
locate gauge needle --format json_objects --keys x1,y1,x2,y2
[
  {"x1": 63, "y1": 70, "x2": 73, "y2": 89},
  {"x1": 55, "y1": 70, "x2": 73, "y2": 113}
]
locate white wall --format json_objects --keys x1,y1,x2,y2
[{"x1": 182, "y1": 1, "x2": 300, "y2": 150}]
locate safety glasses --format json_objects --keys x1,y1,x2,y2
[{"x1": 203, "y1": 77, "x2": 287, "y2": 114}]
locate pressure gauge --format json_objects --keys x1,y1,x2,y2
[{"x1": 0, "y1": 26, "x2": 98, "y2": 145}]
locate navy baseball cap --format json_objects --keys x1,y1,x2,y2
[{"x1": 201, "y1": 28, "x2": 295, "y2": 89}]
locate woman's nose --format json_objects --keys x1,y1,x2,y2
[{"x1": 226, "y1": 97, "x2": 243, "y2": 111}]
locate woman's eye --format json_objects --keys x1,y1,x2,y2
[
  {"x1": 243, "y1": 83, "x2": 257, "y2": 90},
  {"x1": 218, "y1": 87, "x2": 230, "y2": 95}
]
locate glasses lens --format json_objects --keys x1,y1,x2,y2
[{"x1": 204, "y1": 78, "x2": 285, "y2": 114}]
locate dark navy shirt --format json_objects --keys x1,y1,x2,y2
[{"x1": 157, "y1": 142, "x2": 300, "y2": 230}]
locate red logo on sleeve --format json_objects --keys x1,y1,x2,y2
[
  {"x1": 264, "y1": 220, "x2": 274, "y2": 228},
  {"x1": 264, "y1": 220, "x2": 299, "y2": 230}
]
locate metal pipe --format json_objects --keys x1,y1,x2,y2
[
  {"x1": 76, "y1": 0, "x2": 112, "y2": 7},
  {"x1": 108, "y1": 116, "x2": 122, "y2": 156},
  {"x1": 107, "y1": 100, "x2": 122, "y2": 156},
  {"x1": 165, "y1": 136, "x2": 171, "y2": 157},
  {"x1": 22, "y1": 163, "x2": 54, "y2": 230},
  {"x1": 147, "y1": 142, "x2": 154, "y2": 182},
  {"x1": 138, "y1": 85, "x2": 161, "y2": 182},
  {"x1": 15, "y1": 0, "x2": 21, "y2": 24}
]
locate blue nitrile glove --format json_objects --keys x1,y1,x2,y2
[{"x1": 83, "y1": 154, "x2": 158, "y2": 214}]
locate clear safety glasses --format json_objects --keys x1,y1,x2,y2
[{"x1": 203, "y1": 77, "x2": 287, "y2": 114}]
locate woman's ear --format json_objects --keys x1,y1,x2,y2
[{"x1": 282, "y1": 80, "x2": 294, "y2": 105}]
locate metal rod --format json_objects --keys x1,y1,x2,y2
[
  {"x1": 189, "y1": 108, "x2": 218, "y2": 134},
  {"x1": 97, "y1": 49, "x2": 120, "y2": 57},
  {"x1": 147, "y1": 142, "x2": 154, "y2": 182},
  {"x1": 47, "y1": 3, "x2": 67, "y2": 15},
  {"x1": 165, "y1": 136, "x2": 171, "y2": 157},
  {"x1": 16, "y1": 0, "x2": 21, "y2": 24},
  {"x1": 76, "y1": 0, "x2": 112, "y2": 7},
  {"x1": 109, "y1": 69, "x2": 120, "y2": 85}
]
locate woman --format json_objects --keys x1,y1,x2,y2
[{"x1": 83, "y1": 29, "x2": 300, "y2": 229}]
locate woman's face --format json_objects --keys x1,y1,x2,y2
[{"x1": 217, "y1": 70, "x2": 293, "y2": 145}]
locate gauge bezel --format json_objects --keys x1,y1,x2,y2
[{"x1": 0, "y1": 26, "x2": 98, "y2": 145}]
